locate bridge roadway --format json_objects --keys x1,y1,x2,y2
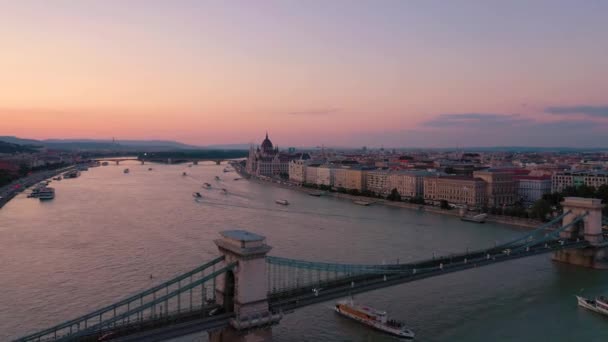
[{"x1": 65, "y1": 238, "x2": 588, "y2": 341}]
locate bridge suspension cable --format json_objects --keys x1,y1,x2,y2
[
  {"x1": 511, "y1": 213, "x2": 588, "y2": 253},
  {"x1": 15, "y1": 256, "x2": 226, "y2": 342},
  {"x1": 497, "y1": 210, "x2": 572, "y2": 249},
  {"x1": 65, "y1": 262, "x2": 237, "y2": 340}
]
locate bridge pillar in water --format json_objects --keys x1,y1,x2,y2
[
  {"x1": 553, "y1": 197, "x2": 608, "y2": 269},
  {"x1": 115, "y1": 160, "x2": 120, "y2": 165},
  {"x1": 210, "y1": 230, "x2": 281, "y2": 342}
]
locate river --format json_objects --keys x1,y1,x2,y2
[{"x1": 0, "y1": 162, "x2": 606, "y2": 341}]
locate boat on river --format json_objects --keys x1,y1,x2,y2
[
  {"x1": 353, "y1": 200, "x2": 371, "y2": 206},
  {"x1": 309, "y1": 191, "x2": 325, "y2": 197},
  {"x1": 192, "y1": 192, "x2": 202, "y2": 198},
  {"x1": 203, "y1": 183, "x2": 211, "y2": 188},
  {"x1": 215, "y1": 176, "x2": 221, "y2": 181},
  {"x1": 123, "y1": 168, "x2": 130, "y2": 174},
  {"x1": 334, "y1": 298, "x2": 414, "y2": 339},
  {"x1": 37, "y1": 187, "x2": 55, "y2": 200},
  {"x1": 577, "y1": 295, "x2": 608, "y2": 316},
  {"x1": 461, "y1": 213, "x2": 487, "y2": 223},
  {"x1": 275, "y1": 199, "x2": 289, "y2": 205}
]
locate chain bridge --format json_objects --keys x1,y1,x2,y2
[{"x1": 15, "y1": 197, "x2": 608, "y2": 342}]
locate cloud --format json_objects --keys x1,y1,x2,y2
[
  {"x1": 287, "y1": 108, "x2": 340, "y2": 116},
  {"x1": 545, "y1": 105, "x2": 608, "y2": 118},
  {"x1": 422, "y1": 113, "x2": 532, "y2": 127}
]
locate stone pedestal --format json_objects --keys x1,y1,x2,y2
[
  {"x1": 553, "y1": 197, "x2": 607, "y2": 269},
  {"x1": 553, "y1": 246, "x2": 608, "y2": 269},
  {"x1": 210, "y1": 230, "x2": 281, "y2": 342}
]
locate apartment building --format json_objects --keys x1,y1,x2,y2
[
  {"x1": 515, "y1": 175, "x2": 551, "y2": 204},
  {"x1": 473, "y1": 169, "x2": 517, "y2": 207},
  {"x1": 552, "y1": 170, "x2": 608, "y2": 192},
  {"x1": 423, "y1": 175, "x2": 487, "y2": 208},
  {"x1": 333, "y1": 167, "x2": 367, "y2": 191}
]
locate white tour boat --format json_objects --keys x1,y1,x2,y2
[
  {"x1": 334, "y1": 298, "x2": 415, "y2": 339},
  {"x1": 577, "y1": 295, "x2": 608, "y2": 316},
  {"x1": 275, "y1": 199, "x2": 289, "y2": 205}
]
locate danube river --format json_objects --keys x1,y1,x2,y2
[{"x1": 1, "y1": 162, "x2": 607, "y2": 341}]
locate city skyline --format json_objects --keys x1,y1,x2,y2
[{"x1": 2, "y1": 1, "x2": 608, "y2": 147}]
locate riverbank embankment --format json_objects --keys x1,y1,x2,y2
[
  {"x1": 232, "y1": 162, "x2": 547, "y2": 229},
  {"x1": 0, "y1": 166, "x2": 76, "y2": 209}
]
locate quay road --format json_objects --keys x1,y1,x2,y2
[{"x1": 0, "y1": 166, "x2": 75, "y2": 209}]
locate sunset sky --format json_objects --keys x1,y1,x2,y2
[{"x1": 1, "y1": 1, "x2": 607, "y2": 147}]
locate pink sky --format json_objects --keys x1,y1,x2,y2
[{"x1": 1, "y1": 1, "x2": 608, "y2": 147}]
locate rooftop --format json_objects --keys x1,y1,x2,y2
[{"x1": 221, "y1": 230, "x2": 266, "y2": 242}]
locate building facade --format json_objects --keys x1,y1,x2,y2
[
  {"x1": 333, "y1": 167, "x2": 367, "y2": 191},
  {"x1": 246, "y1": 133, "x2": 307, "y2": 177},
  {"x1": 366, "y1": 170, "x2": 390, "y2": 195},
  {"x1": 423, "y1": 175, "x2": 487, "y2": 208},
  {"x1": 473, "y1": 169, "x2": 516, "y2": 207},
  {"x1": 552, "y1": 170, "x2": 608, "y2": 193},
  {"x1": 288, "y1": 159, "x2": 308, "y2": 184},
  {"x1": 515, "y1": 176, "x2": 551, "y2": 204},
  {"x1": 388, "y1": 171, "x2": 432, "y2": 199}
]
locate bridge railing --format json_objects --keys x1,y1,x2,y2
[{"x1": 15, "y1": 256, "x2": 226, "y2": 342}]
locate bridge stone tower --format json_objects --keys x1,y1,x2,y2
[
  {"x1": 210, "y1": 230, "x2": 281, "y2": 342},
  {"x1": 553, "y1": 197, "x2": 608, "y2": 269}
]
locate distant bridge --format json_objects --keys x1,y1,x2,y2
[
  {"x1": 15, "y1": 198, "x2": 607, "y2": 342},
  {"x1": 93, "y1": 150, "x2": 247, "y2": 166}
]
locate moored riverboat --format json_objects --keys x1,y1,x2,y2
[{"x1": 461, "y1": 213, "x2": 487, "y2": 223}]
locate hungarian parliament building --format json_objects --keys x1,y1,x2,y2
[{"x1": 246, "y1": 133, "x2": 309, "y2": 177}]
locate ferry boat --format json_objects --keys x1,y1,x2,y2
[
  {"x1": 123, "y1": 168, "x2": 130, "y2": 174},
  {"x1": 577, "y1": 295, "x2": 608, "y2": 316},
  {"x1": 334, "y1": 299, "x2": 414, "y2": 339},
  {"x1": 461, "y1": 213, "x2": 487, "y2": 223},
  {"x1": 37, "y1": 187, "x2": 55, "y2": 201},
  {"x1": 275, "y1": 199, "x2": 289, "y2": 205},
  {"x1": 203, "y1": 183, "x2": 212, "y2": 188},
  {"x1": 192, "y1": 192, "x2": 203, "y2": 198}
]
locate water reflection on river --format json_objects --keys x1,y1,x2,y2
[{"x1": 0, "y1": 162, "x2": 606, "y2": 341}]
